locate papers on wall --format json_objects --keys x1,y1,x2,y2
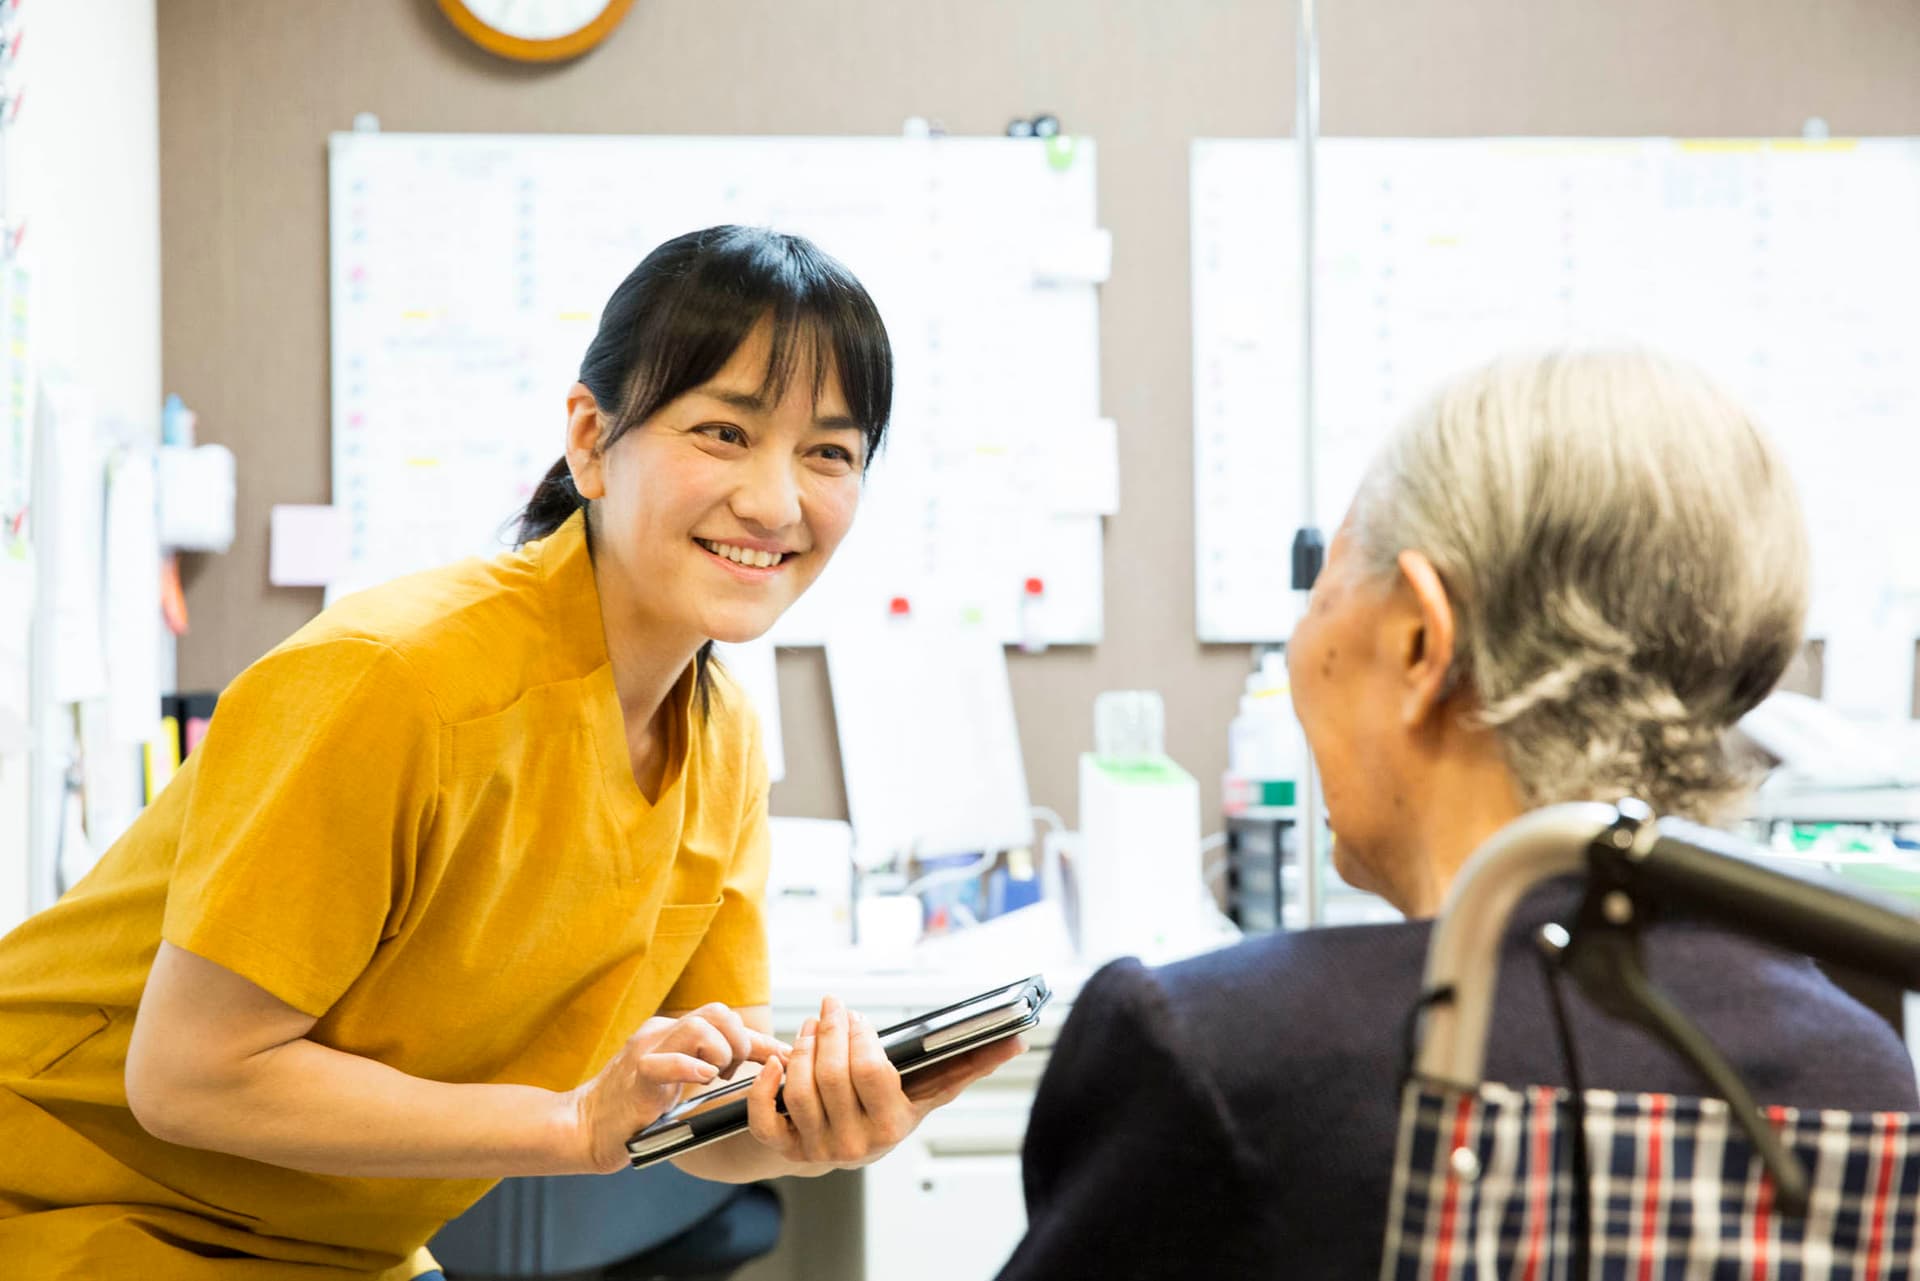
[
  {"x1": 825, "y1": 615, "x2": 1032, "y2": 866},
  {"x1": 0, "y1": 557, "x2": 28, "y2": 755},
  {"x1": 1820, "y1": 602, "x2": 1920, "y2": 723},
  {"x1": 0, "y1": 747, "x2": 25, "y2": 929},
  {"x1": 327, "y1": 133, "x2": 1112, "y2": 646},
  {"x1": 268, "y1": 503, "x2": 350, "y2": 588},
  {"x1": 156, "y1": 443, "x2": 236, "y2": 552},
  {"x1": 38, "y1": 381, "x2": 107, "y2": 703},
  {"x1": 102, "y1": 449, "x2": 161, "y2": 745},
  {"x1": 1191, "y1": 138, "x2": 1920, "y2": 693},
  {"x1": 710, "y1": 637, "x2": 785, "y2": 784},
  {"x1": 74, "y1": 696, "x2": 140, "y2": 874},
  {"x1": 0, "y1": 261, "x2": 31, "y2": 557}
]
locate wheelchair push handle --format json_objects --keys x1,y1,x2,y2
[
  {"x1": 1413, "y1": 801, "x2": 1920, "y2": 1089},
  {"x1": 1637, "y1": 815, "x2": 1920, "y2": 990}
]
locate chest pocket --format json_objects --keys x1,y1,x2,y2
[{"x1": 15, "y1": 1007, "x2": 113, "y2": 1080}]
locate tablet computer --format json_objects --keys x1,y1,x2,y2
[{"x1": 626, "y1": 973, "x2": 1051, "y2": 1169}]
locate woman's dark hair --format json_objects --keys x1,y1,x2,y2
[{"x1": 515, "y1": 225, "x2": 894, "y2": 716}]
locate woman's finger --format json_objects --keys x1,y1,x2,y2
[
  {"x1": 902, "y1": 1035, "x2": 1025, "y2": 1105},
  {"x1": 637, "y1": 1051, "x2": 724, "y2": 1090},
  {"x1": 745, "y1": 1028, "x2": 791, "y2": 1064},
  {"x1": 625, "y1": 1015, "x2": 680, "y2": 1052},
  {"x1": 809, "y1": 997, "x2": 863, "y2": 1153},
  {"x1": 845, "y1": 1010, "x2": 912, "y2": 1144},
  {"x1": 745, "y1": 1053, "x2": 799, "y2": 1157},
  {"x1": 781, "y1": 1016, "x2": 827, "y2": 1162},
  {"x1": 689, "y1": 1002, "x2": 760, "y2": 1071},
  {"x1": 654, "y1": 1016, "x2": 737, "y2": 1073}
]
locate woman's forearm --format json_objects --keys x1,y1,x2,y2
[{"x1": 131, "y1": 1034, "x2": 587, "y2": 1179}]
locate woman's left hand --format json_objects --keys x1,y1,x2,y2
[{"x1": 743, "y1": 994, "x2": 1025, "y2": 1169}]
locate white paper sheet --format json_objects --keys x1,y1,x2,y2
[
  {"x1": 102, "y1": 449, "x2": 162, "y2": 744},
  {"x1": 1819, "y1": 599, "x2": 1920, "y2": 723},
  {"x1": 0, "y1": 557, "x2": 29, "y2": 756},
  {"x1": 270, "y1": 504, "x2": 351, "y2": 588},
  {"x1": 825, "y1": 615, "x2": 1032, "y2": 866},
  {"x1": 0, "y1": 749, "x2": 27, "y2": 932},
  {"x1": 39, "y1": 381, "x2": 107, "y2": 703}
]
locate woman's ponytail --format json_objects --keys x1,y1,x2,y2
[{"x1": 514, "y1": 456, "x2": 585, "y2": 547}]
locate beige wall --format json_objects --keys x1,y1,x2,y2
[{"x1": 160, "y1": 0, "x2": 1920, "y2": 830}]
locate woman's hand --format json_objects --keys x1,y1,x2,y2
[
  {"x1": 743, "y1": 994, "x2": 1025, "y2": 1170},
  {"x1": 567, "y1": 1002, "x2": 787, "y2": 1174}
]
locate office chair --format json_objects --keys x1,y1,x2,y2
[{"x1": 431, "y1": 1163, "x2": 781, "y2": 1281}]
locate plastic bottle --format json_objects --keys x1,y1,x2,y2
[
  {"x1": 161, "y1": 393, "x2": 197, "y2": 448},
  {"x1": 1224, "y1": 650, "x2": 1305, "y2": 930}
]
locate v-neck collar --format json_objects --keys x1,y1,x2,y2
[{"x1": 534, "y1": 508, "x2": 697, "y2": 835}]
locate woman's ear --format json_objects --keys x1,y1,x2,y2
[
  {"x1": 1395, "y1": 549, "x2": 1457, "y2": 728},
  {"x1": 565, "y1": 383, "x2": 608, "y2": 501}
]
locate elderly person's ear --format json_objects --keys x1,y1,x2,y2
[{"x1": 1394, "y1": 549, "x2": 1457, "y2": 728}]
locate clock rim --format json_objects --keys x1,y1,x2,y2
[{"x1": 436, "y1": 0, "x2": 637, "y2": 63}]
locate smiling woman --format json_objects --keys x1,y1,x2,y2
[
  {"x1": 0, "y1": 228, "x2": 1023, "y2": 1277},
  {"x1": 515, "y1": 226, "x2": 893, "y2": 716}
]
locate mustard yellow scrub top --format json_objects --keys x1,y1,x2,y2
[{"x1": 0, "y1": 509, "x2": 773, "y2": 1278}]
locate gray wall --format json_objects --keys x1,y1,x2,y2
[{"x1": 161, "y1": 0, "x2": 1920, "y2": 831}]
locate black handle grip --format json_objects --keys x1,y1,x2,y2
[{"x1": 1635, "y1": 817, "x2": 1920, "y2": 988}]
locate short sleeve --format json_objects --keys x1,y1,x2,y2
[
  {"x1": 664, "y1": 709, "x2": 772, "y2": 1010},
  {"x1": 163, "y1": 638, "x2": 441, "y2": 1017}
]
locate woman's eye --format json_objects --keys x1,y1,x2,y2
[{"x1": 701, "y1": 424, "x2": 748, "y2": 446}]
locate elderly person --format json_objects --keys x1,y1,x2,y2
[{"x1": 995, "y1": 350, "x2": 1918, "y2": 1280}]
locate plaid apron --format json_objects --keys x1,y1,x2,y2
[{"x1": 1381, "y1": 1080, "x2": 1920, "y2": 1280}]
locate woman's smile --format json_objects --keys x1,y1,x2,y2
[{"x1": 694, "y1": 536, "x2": 797, "y2": 579}]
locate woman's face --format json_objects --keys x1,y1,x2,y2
[
  {"x1": 571, "y1": 320, "x2": 866, "y2": 649},
  {"x1": 1285, "y1": 511, "x2": 1414, "y2": 901}
]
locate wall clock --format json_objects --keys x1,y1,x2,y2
[{"x1": 437, "y1": 0, "x2": 636, "y2": 63}]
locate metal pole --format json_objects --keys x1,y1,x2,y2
[{"x1": 1296, "y1": 0, "x2": 1325, "y2": 927}]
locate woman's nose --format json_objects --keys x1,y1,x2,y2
[{"x1": 731, "y1": 454, "x2": 803, "y2": 532}]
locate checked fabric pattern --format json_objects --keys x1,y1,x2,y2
[{"x1": 1381, "y1": 1080, "x2": 1920, "y2": 1280}]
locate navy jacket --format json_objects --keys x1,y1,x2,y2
[{"x1": 996, "y1": 891, "x2": 1918, "y2": 1280}]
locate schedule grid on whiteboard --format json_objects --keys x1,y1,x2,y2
[
  {"x1": 1192, "y1": 137, "x2": 1920, "y2": 719},
  {"x1": 329, "y1": 132, "x2": 1110, "y2": 646}
]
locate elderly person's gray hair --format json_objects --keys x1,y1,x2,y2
[{"x1": 1350, "y1": 348, "x2": 1808, "y2": 822}]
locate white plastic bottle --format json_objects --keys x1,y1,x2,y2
[{"x1": 1224, "y1": 650, "x2": 1306, "y2": 930}]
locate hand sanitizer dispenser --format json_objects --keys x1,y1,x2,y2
[{"x1": 1075, "y1": 690, "x2": 1203, "y2": 964}]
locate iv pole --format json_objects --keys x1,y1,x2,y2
[{"x1": 1294, "y1": 0, "x2": 1326, "y2": 927}]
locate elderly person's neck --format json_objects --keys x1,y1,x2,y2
[{"x1": 1385, "y1": 709, "x2": 1526, "y2": 919}]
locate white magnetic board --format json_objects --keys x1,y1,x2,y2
[
  {"x1": 1192, "y1": 137, "x2": 1920, "y2": 719},
  {"x1": 329, "y1": 132, "x2": 1109, "y2": 645}
]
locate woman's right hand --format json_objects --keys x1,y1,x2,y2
[{"x1": 564, "y1": 1002, "x2": 787, "y2": 1174}]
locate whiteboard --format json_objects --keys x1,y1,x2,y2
[
  {"x1": 1192, "y1": 138, "x2": 1920, "y2": 698},
  {"x1": 328, "y1": 132, "x2": 1109, "y2": 645}
]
